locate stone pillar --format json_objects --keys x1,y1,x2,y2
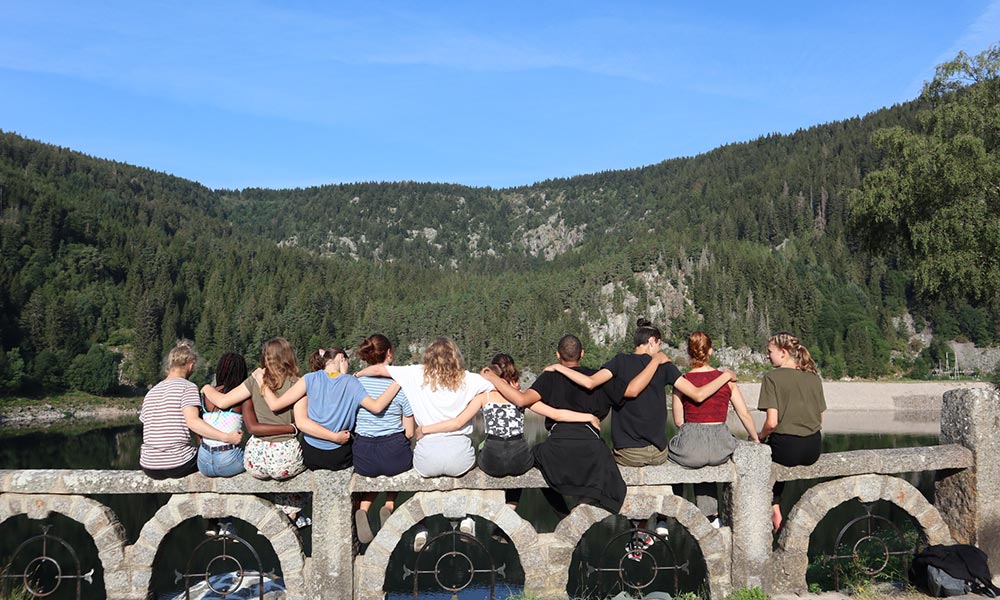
[
  {"x1": 728, "y1": 441, "x2": 773, "y2": 592},
  {"x1": 936, "y1": 386, "x2": 1000, "y2": 573},
  {"x1": 309, "y1": 470, "x2": 354, "y2": 600}
]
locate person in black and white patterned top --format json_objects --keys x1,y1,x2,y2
[{"x1": 418, "y1": 353, "x2": 598, "y2": 509}]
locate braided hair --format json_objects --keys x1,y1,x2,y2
[{"x1": 768, "y1": 332, "x2": 817, "y2": 375}]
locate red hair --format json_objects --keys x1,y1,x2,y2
[{"x1": 687, "y1": 332, "x2": 712, "y2": 368}]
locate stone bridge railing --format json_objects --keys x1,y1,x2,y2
[{"x1": 1, "y1": 387, "x2": 997, "y2": 600}]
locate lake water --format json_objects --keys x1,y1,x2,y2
[{"x1": 0, "y1": 412, "x2": 940, "y2": 599}]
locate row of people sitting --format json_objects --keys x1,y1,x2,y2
[{"x1": 138, "y1": 322, "x2": 824, "y2": 539}]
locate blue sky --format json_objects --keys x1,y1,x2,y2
[{"x1": 1, "y1": 1, "x2": 998, "y2": 190}]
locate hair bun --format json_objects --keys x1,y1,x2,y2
[{"x1": 636, "y1": 317, "x2": 652, "y2": 328}]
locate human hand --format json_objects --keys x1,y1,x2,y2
[
  {"x1": 251, "y1": 367, "x2": 264, "y2": 388},
  {"x1": 225, "y1": 430, "x2": 243, "y2": 445},
  {"x1": 480, "y1": 367, "x2": 496, "y2": 378},
  {"x1": 414, "y1": 426, "x2": 424, "y2": 441},
  {"x1": 722, "y1": 368, "x2": 738, "y2": 382},
  {"x1": 200, "y1": 384, "x2": 214, "y2": 396},
  {"x1": 589, "y1": 415, "x2": 601, "y2": 429},
  {"x1": 655, "y1": 352, "x2": 672, "y2": 364},
  {"x1": 331, "y1": 430, "x2": 351, "y2": 445},
  {"x1": 543, "y1": 363, "x2": 560, "y2": 373}
]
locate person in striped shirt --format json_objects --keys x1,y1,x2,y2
[
  {"x1": 140, "y1": 340, "x2": 242, "y2": 479},
  {"x1": 352, "y1": 333, "x2": 415, "y2": 543}
]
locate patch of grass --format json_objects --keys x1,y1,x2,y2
[
  {"x1": 850, "y1": 581, "x2": 927, "y2": 600},
  {"x1": 0, "y1": 566, "x2": 31, "y2": 600},
  {"x1": 722, "y1": 587, "x2": 769, "y2": 600}
]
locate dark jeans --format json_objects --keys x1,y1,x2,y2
[{"x1": 479, "y1": 434, "x2": 533, "y2": 506}]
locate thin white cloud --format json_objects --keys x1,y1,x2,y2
[{"x1": 907, "y1": 0, "x2": 1000, "y2": 94}]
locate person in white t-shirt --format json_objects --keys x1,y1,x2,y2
[{"x1": 356, "y1": 337, "x2": 492, "y2": 477}]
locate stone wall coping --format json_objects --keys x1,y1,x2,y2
[
  {"x1": 0, "y1": 444, "x2": 969, "y2": 495},
  {"x1": 350, "y1": 461, "x2": 736, "y2": 492},
  {"x1": 772, "y1": 444, "x2": 972, "y2": 482},
  {"x1": 0, "y1": 462, "x2": 736, "y2": 496},
  {"x1": 0, "y1": 469, "x2": 318, "y2": 495}
]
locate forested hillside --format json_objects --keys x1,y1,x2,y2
[{"x1": 1, "y1": 48, "x2": 997, "y2": 396}]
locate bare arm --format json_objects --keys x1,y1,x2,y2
[
  {"x1": 548, "y1": 364, "x2": 612, "y2": 390},
  {"x1": 416, "y1": 395, "x2": 484, "y2": 438},
  {"x1": 292, "y1": 396, "x2": 350, "y2": 444},
  {"x1": 241, "y1": 398, "x2": 296, "y2": 437},
  {"x1": 359, "y1": 381, "x2": 402, "y2": 414},
  {"x1": 529, "y1": 401, "x2": 601, "y2": 429},
  {"x1": 672, "y1": 369, "x2": 736, "y2": 403},
  {"x1": 355, "y1": 364, "x2": 391, "y2": 378},
  {"x1": 758, "y1": 408, "x2": 779, "y2": 442},
  {"x1": 481, "y1": 369, "x2": 540, "y2": 407},
  {"x1": 671, "y1": 392, "x2": 685, "y2": 427},
  {"x1": 183, "y1": 405, "x2": 242, "y2": 444},
  {"x1": 625, "y1": 353, "x2": 670, "y2": 398},
  {"x1": 262, "y1": 378, "x2": 307, "y2": 412},
  {"x1": 729, "y1": 383, "x2": 759, "y2": 442},
  {"x1": 200, "y1": 383, "x2": 251, "y2": 410},
  {"x1": 402, "y1": 415, "x2": 415, "y2": 439}
]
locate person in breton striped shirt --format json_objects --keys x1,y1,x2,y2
[{"x1": 140, "y1": 340, "x2": 242, "y2": 479}]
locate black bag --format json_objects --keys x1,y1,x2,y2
[{"x1": 910, "y1": 544, "x2": 1000, "y2": 597}]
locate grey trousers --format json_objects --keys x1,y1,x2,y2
[
  {"x1": 668, "y1": 423, "x2": 737, "y2": 516},
  {"x1": 413, "y1": 434, "x2": 475, "y2": 477}
]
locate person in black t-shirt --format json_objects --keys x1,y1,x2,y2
[
  {"x1": 547, "y1": 319, "x2": 734, "y2": 467},
  {"x1": 485, "y1": 334, "x2": 626, "y2": 513}
]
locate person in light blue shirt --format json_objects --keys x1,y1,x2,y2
[
  {"x1": 353, "y1": 333, "x2": 415, "y2": 544},
  {"x1": 262, "y1": 346, "x2": 400, "y2": 472}
]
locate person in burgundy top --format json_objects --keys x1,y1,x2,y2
[{"x1": 667, "y1": 332, "x2": 758, "y2": 525}]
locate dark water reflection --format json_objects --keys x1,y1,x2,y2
[{"x1": 0, "y1": 416, "x2": 939, "y2": 599}]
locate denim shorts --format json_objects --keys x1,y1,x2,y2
[{"x1": 197, "y1": 444, "x2": 246, "y2": 478}]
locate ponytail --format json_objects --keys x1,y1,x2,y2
[
  {"x1": 308, "y1": 346, "x2": 345, "y2": 372},
  {"x1": 768, "y1": 332, "x2": 817, "y2": 375}
]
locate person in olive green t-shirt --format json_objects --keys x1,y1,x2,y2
[{"x1": 757, "y1": 332, "x2": 826, "y2": 532}]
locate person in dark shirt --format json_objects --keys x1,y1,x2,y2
[
  {"x1": 548, "y1": 319, "x2": 734, "y2": 467},
  {"x1": 484, "y1": 334, "x2": 625, "y2": 513}
]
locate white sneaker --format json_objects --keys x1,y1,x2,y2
[
  {"x1": 655, "y1": 520, "x2": 670, "y2": 538},
  {"x1": 709, "y1": 516, "x2": 721, "y2": 529},
  {"x1": 413, "y1": 529, "x2": 428, "y2": 552},
  {"x1": 459, "y1": 517, "x2": 476, "y2": 537}
]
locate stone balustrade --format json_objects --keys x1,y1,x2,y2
[{"x1": 1, "y1": 387, "x2": 997, "y2": 600}]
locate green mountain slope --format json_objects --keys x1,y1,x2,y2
[{"x1": 0, "y1": 73, "x2": 995, "y2": 395}]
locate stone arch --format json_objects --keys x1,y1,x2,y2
[
  {"x1": 353, "y1": 489, "x2": 543, "y2": 600},
  {"x1": 128, "y1": 493, "x2": 306, "y2": 599},
  {"x1": 0, "y1": 493, "x2": 128, "y2": 597},
  {"x1": 550, "y1": 486, "x2": 731, "y2": 599},
  {"x1": 773, "y1": 474, "x2": 954, "y2": 593}
]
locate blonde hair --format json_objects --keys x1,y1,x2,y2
[
  {"x1": 768, "y1": 332, "x2": 817, "y2": 375},
  {"x1": 422, "y1": 337, "x2": 464, "y2": 392},
  {"x1": 164, "y1": 339, "x2": 197, "y2": 373},
  {"x1": 687, "y1": 332, "x2": 712, "y2": 368},
  {"x1": 260, "y1": 337, "x2": 301, "y2": 391}
]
